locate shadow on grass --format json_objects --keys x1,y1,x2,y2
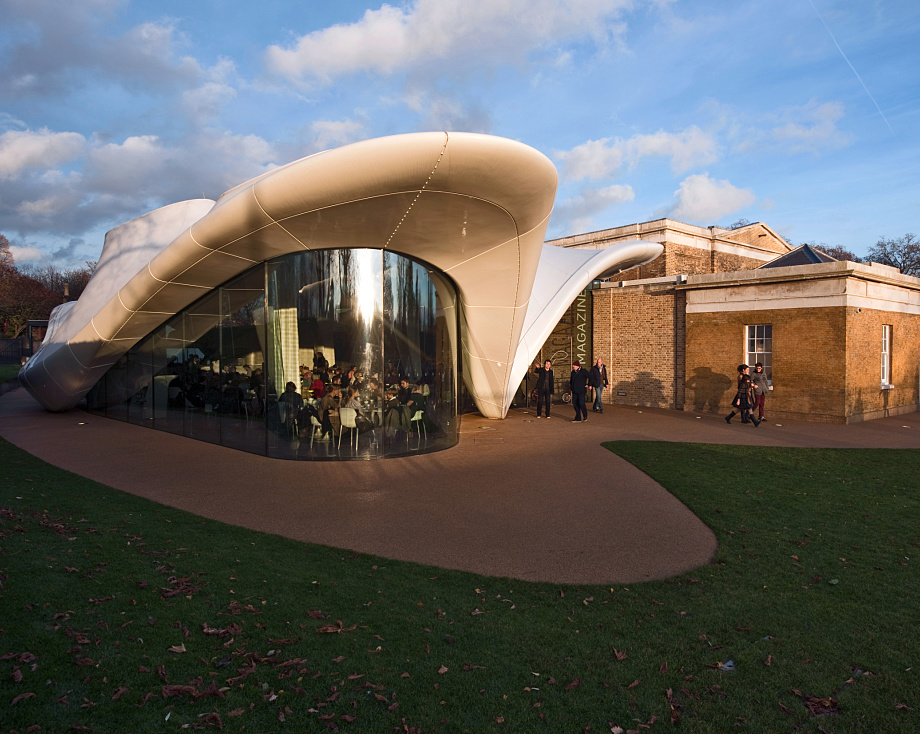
[{"x1": 0, "y1": 437, "x2": 917, "y2": 733}]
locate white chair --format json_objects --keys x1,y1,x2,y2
[
  {"x1": 409, "y1": 409, "x2": 426, "y2": 446},
  {"x1": 309, "y1": 414, "x2": 324, "y2": 448},
  {"x1": 338, "y1": 407, "x2": 358, "y2": 451}
]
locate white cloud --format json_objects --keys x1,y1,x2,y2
[
  {"x1": 770, "y1": 100, "x2": 852, "y2": 152},
  {"x1": 729, "y1": 99, "x2": 853, "y2": 155},
  {"x1": 181, "y1": 58, "x2": 239, "y2": 124},
  {"x1": 311, "y1": 120, "x2": 367, "y2": 151},
  {"x1": 0, "y1": 129, "x2": 86, "y2": 180},
  {"x1": 9, "y1": 245, "x2": 48, "y2": 264},
  {"x1": 553, "y1": 183, "x2": 635, "y2": 233},
  {"x1": 265, "y1": 0, "x2": 633, "y2": 86},
  {"x1": 0, "y1": 126, "x2": 281, "y2": 241},
  {"x1": 556, "y1": 126, "x2": 718, "y2": 181},
  {"x1": 1, "y1": 1, "x2": 202, "y2": 100},
  {"x1": 670, "y1": 173, "x2": 754, "y2": 224}
]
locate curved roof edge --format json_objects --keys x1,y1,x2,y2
[
  {"x1": 21, "y1": 132, "x2": 559, "y2": 420},
  {"x1": 504, "y1": 240, "x2": 663, "y2": 409}
]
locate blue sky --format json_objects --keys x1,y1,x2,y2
[{"x1": 1, "y1": 0, "x2": 918, "y2": 268}]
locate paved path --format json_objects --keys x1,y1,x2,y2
[{"x1": 2, "y1": 387, "x2": 918, "y2": 584}]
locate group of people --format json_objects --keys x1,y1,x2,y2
[
  {"x1": 532, "y1": 357, "x2": 610, "y2": 422},
  {"x1": 725, "y1": 362, "x2": 768, "y2": 426},
  {"x1": 532, "y1": 356, "x2": 770, "y2": 426},
  {"x1": 279, "y1": 368, "x2": 429, "y2": 446}
]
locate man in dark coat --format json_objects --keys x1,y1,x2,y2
[
  {"x1": 532, "y1": 359, "x2": 554, "y2": 418},
  {"x1": 590, "y1": 357, "x2": 609, "y2": 413},
  {"x1": 569, "y1": 360, "x2": 591, "y2": 422}
]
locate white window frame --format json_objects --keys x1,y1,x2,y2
[
  {"x1": 745, "y1": 323, "x2": 772, "y2": 385},
  {"x1": 881, "y1": 324, "x2": 892, "y2": 388}
]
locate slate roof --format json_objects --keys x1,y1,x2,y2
[{"x1": 757, "y1": 243, "x2": 838, "y2": 269}]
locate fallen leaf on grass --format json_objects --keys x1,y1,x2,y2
[
  {"x1": 666, "y1": 688, "x2": 682, "y2": 724},
  {"x1": 565, "y1": 678, "x2": 581, "y2": 690},
  {"x1": 626, "y1": 680, "x2": 639, "y2": 689},
  {"x1": 12, "y1": 691, "x2": 36, "y2": 704},
  {"x1": 111, "y1": 687, "x2": 128, "y2": 701},
  {"x1": 162, "y1": 685, "x2": 198, "y2": 699},
  {"x1": 803, "y1": 695, "x2": 839, "y2": 716},
  {"x1": 316, "y1": 621, "x2": 357, "y2": 634},
  {"x1": 612, "y1": 648, "x2": 627, "y2": 661},
  {"x1": 659, "y1": 661, "x2": 668, "y2": 674},
  {"x1": 895, "y1": 703, "x2": 914, "y2": 712},
  {"x1": 438, "y1": 665, "x2": 448, "y2": 674},
  {"x1": 168, "y1": 643, "x2": 186, "y2": 654}
]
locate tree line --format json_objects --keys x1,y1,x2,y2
[
  {"x1": 0, "y1": 234, "x2": 95, "y2": 338},
  {"x1": 726, "y1": 221, "x2": 919, "y2": 276},
  {"x1": 817, "y1": 234, "x2": 920, "y2": 276}
]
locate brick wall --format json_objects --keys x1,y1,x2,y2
[
  {"x1": 614, "y1": 243, "x2": 768, "y2": 282},
  {"x1": 594, "y1": 285, "x2": 685, "y2": 409},
  {"x1": 685, "y1": 307, "x2": 850, "y2": 422},
  {"x1": 712, "y1": 251, "x2": 769, "y2": 273},
  {"x1": 844, "y1": 307, "x2": 920, "y2": 420},
  {"x1": 722, "y1": 225, "x2": 789, "y2": 254}
]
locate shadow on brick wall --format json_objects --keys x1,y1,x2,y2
[
  {"x1": 684, "y1": 367, "x2": 734, "y2": 413},
  {"x1": 613, "y1": 371, "x2": 667, "y2": 408}
]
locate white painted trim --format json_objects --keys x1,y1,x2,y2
[{"x1": 687, "y1": 294, "x2": 920, "y2": 315}]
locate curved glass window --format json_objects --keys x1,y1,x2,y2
[{"x1": 86, "y1": 249, "x2": 460, "y2": 459}]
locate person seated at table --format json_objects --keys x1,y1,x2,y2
[
  {"x1": 279, "y1": 381, "x2": 304, "y2": 435},
  {"x1": 363, "y1": 378, "x2": 382, "y2": 404},
  {"x1": 343, "y1": 386, "x2": 373, "y2": 434},
  {"x1": 384, "y1": 384, "x2": 413, "y2": 433},
  {"x1": 396, "y1": 378, "x2": 413, "y2": 405},
  {"x1": 204, "y1": 374, "x2": 222, "y2": 408},
  {"x1": 318, "y1": 385, "x2": 341, "y2": 440},
  {"x1": 310, "y1": 373, "x2": 326, "y2": 398}
]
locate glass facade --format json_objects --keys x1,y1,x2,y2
[{"x1": 86, "y1": 249, "x2": 460, "y2": 459}]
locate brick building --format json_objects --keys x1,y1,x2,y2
[{"x1": 540, "y1": 219, "x2": 920, "y2": 423}]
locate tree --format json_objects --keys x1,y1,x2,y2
[
  {"x1": 0, "y1": 271, "x2": 61, "y2": 337},
  {"x1": 0, "y1": 234, "x2": 13, "y2": 271},
  {"x1": 865, "y1": 233, "x2": 920, "y2": 276},
  {"x1": 815, "y1": 244, "x2": 862, "y2": 262},
  {"x1": 18, "y1": 262, "x2": 95, "y2": 301},
  {"x1": 0, "y1": 233, "x2": 71, "y2": 337},
  {"x1": 728, "y1": 218, "x2": 751, "y2": 230}
]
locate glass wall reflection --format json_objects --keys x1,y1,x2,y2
[{"x1": 86, "y1": 248, "x2": 459, "y2": 459}]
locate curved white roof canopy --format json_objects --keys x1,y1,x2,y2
[{"x1": 21, "y1": 132, "x2": 660, "y2": 419}]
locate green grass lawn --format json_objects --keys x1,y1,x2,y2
[
  {"x1": 0, "y1": 438, "x2": 917, "y2": 733},
  {"x1": 0, "y1": 364, "x2": 21, "y2": 384}
]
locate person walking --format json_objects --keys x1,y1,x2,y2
[
  {"x1": 725, "y1": 364, "x2": 760, "y2": 427},
  {"x1": 590, "y1": 357, "x2": 609, "y2": 413},
  {"x1": 533, "y1": 359, "x2": 554, "y2": 418},
  {"x1": 569, "y1": 360, "x2": 591, "y2": 422},
  {"x1": 751, "y1": 362, "x2": 768, "y2": 421}
]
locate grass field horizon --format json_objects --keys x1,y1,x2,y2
[{"x1": 1, "y1": 436, "x2": 917, "y2": 732}]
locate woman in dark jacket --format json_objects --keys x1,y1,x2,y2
[{"x1": 725, "y1": 364, "x2": 760, "y2": 427}]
